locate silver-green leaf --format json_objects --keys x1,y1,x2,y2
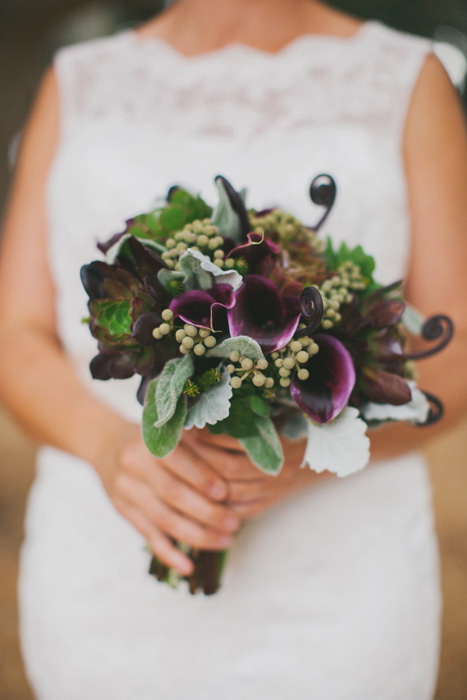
[
  {"x1": 184, "y1": 370, "x2": 233, "y2": 429},
  {"x1": 239, "y1": 415, "x2": 283, "y2": 475},
  {"x1": 154, "y1": 354, "x2": 194, "y2": 428},
  {"x1": 206, "y1": 336, "x2": 264, "y2": 361},
  {"x1": 142, "y1": 380, "x2": 186, "y2": 458}
]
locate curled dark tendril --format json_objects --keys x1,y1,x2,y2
[
  {"x1": 416, "y1": 391, "x2": 444, "y2": 427},
  {"x1": 309, "y1": 174, "x2": 337, "y2": 232},
  {"x1": 404, "y1": 314, "x2": 454, "y2": 361},
  {"x1": 295, "y1": 286, "x2": 324, "y2": 338},
  {"x1": 215, "y1": 175, "x2": 251, "y2": 240}
]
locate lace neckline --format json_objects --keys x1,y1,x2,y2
[{"x1": 122, "y1": 19, "x2": 381, "y2": 64}]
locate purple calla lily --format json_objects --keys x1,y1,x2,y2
[
  {"x1": 290, "y1": 334, "x2": 356, "y2": 424},
  {"x1": 170, "y1": 284, "x2": 235, "y2": 331},
  {"x1": 227, "y1": 232, "x2": 280, "y2": 275},
  {"x1": 227, "y1": 275, "x2": 301, "y2": 354}
]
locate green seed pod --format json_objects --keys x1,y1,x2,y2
[
  {"x1": 214, "y1": 259, "x2": 224, "y2": 268},
  {"x1": 197, "y1": 234, "x2": 209, "y2": 247},
  {"x1": 152, "y1": 328, "x2": 163, "y2": 340},
  {"x1": 229, "y1": 351, "x2": 240, "y2": 362},
  {"x1": 224, "y1": 258, "x2": 235, "y2": 269},
  {"x1": 159, "y1": 323, "x2": 171, "y2": 336},
  {"x1": 256, "y1": 358, "x2": 268, "y2": 370},
  {"x1": 279, "y1": 367, "x2": 291, "y2": 378},
  {"x1": 283, "y1": 357, "x2": 295, "y2": 370},
  {"x1": 271, "y1": 351, "x2": 280, "y2": 360},
  {"x1": 213, "y1": 250, "x2": 224, "y2": 259},
  {"x1": 182, "y1": 336, "x2": 195, "y2": 350},
  {"x1": 198, "y1": 329, "x2": 210, "y2": 338},
  {"x1": 290, "y1": 340, "x2": 302, "y2": 353},
  {"x1": 297, "y1": 368, "x2": 310, "y2": 381},
  {"x1": 279, "y1": 377, "x2": 291, "y2": 388},
  {"x1": 274, "y1": 358, "x2": 284, "y2": 368},
  {"x1": 296, "y1": 350, "x2": 309, "y2": 364},
  {"x1": 185, "y1": 232, "x2": 197, "y2": 244},
  {"x1": 174, "y1": 231, "x2": 185, "y2": 241},
  {"x1": 161, "y1": 309, "x2": 174, "y2": 322},
  {"x1": 185, "y1": 325, "x2": 198, "y2": 338},
  {"x1": 226, "y1": 364, "x2": 235, "y2": 374},
  {"x1": 231, "y1": 376, "x2": 242, "y2": 389},
  {"x1": 175, "y1": 329, "x2": 186, "y2": 342},
  {"x1": 252, "y1": 373, "x2": 266, "y2": 387},
  {"x1": 322, "y1": 319, "x2": 333, "y2": 330},
  {"x1": 193, "y1": 343, "x2": 206, "y2": 356},
  {"x1": 165, "y1": 239, "x2": 176, "y2": 249},
  {"x1": 204, "y1": 335, "x2": 217, "y2": 348},
  {"x1": 241, "y1": 358, "x2": 254, "y2": 371},
  {"x1": 264, "y1": 377, "x2": 275, "y2": 389}
]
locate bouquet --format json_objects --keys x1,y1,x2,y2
[{"x1": 81, "y1": 174, "x2": 453, "y2": 594}]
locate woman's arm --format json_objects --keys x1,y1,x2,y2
[{"x1": 0, "y1": 68, "x2": 242, "y2": 575}]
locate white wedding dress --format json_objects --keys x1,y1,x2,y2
[{"x1": 19, "y1": 21, "x2": 441, "y2": 700}]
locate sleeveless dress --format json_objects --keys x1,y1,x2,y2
[{"x1": 19, "y1": 21, "x2": 441, "y2": 700}]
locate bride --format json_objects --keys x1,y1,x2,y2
[{"x1": 1, "y1": 0, "x2": 466, "y2": 698}]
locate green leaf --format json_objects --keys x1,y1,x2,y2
[
  {"x1": 143, "y1": 380, "x2": 186, "y2": 458},
  {"x1": 239, "y1": 415, "x2": 283, "y2": 475},
  {"x1": 178, "y1": 249, "x2": 242, "y2": 292},
  {"x1": 206, "y1": 336, "x2": 264, "y2": 361},
  {"x1": 249, "y1": 395, "x2": 270, "y2": 418},
  {"x1": 154, "y1": 354, "x2": 194, "y2": 428},
  {"x1": 93, "y1": 299, "x2": 132, "y2": 336},
  {"x1": 208, "y1": 397, "x2": 259, "y2": 438},
  {"x1": 160, "y1": 205, "x2": 186, "y2": 231},
  {"x1": 178, "y1": 250, "x2": 213, "y2": 291},
  {"x1": 212, "y1": 178, "x2": 244, "y2": 242}
]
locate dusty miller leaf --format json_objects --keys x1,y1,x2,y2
[
  {"x1": 239, "y1": 415, "x2": 283, "y2": 475},
  {"x1": 184, "y1": 370, "x2": 233, "y2": 429},
  {"x1": 206, "y1": 336, "x2": 264, "y2": 361},
  {"x1": 154, "y1": 354, "x2": 194, "y2": 427},
  {"x1": 142, "y1": 381, "x2": 186, "y2": 458}
]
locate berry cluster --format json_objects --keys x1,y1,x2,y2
[
  {"x1": 161, "y1": 219, "x2": 224, "y2": 269},
  {"x1": 317, "y1": 262, "x2": 365, "y2": 329},
  {"x1": 226, "y1": 352, "x2": 274, "y2": 390},
  {"x1": 271, "y1": 336, "x2": 320, "y2": 387},
  {"x1": 174, "y1": 324, "x2": 217, "y2": 356}
]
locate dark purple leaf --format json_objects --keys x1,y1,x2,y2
[
  {"x1": 359, "y1": 367, "x2": 412, "y2": 405},
  {"x1": 132, "y1": 311, "x2": 163, "y2": 346}
]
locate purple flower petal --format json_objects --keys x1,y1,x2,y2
[
  {"x1": 170, "y1": 284, "x2": 235, "y2": 330},
  {"x1": 227, "y1": 232, "x2": 280, "y2": 274},
  {"x1": 227, "y1": 275, "x2": 301, "y2": 354},
  {"x1": 290, "y1": 334, "x2": 356, "y2": 424}
]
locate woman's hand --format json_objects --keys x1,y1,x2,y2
[
  {"x1": 95, "y1": 423, "x2": 241, "y2": 576},
  {"x1": 183, "y1": 428, "x2": 327, "y2": 520}
]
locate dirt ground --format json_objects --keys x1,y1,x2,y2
[{"x1": 0, "y1": 406, "x2": 466, "y2": 700}]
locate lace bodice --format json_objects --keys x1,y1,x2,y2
[{"x1": 47, "y1": 21, "x2": 432, "y2": 419}]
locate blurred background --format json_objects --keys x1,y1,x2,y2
[{"x1": 0, "y1": 1, "x2": 466, "y2": 698}]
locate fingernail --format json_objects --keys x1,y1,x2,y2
[{"x1": 210, "y1": 482, "x2": 227, "y2": 500}]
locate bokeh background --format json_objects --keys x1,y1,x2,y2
[{"x1": 0, "y1": 1, "x2": 466, "y2": 698}]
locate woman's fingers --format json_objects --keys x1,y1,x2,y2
[
  {"x1": 144, "y1": 462, "x2": 241, "y2": 533},
  {"x1": 161, "y1": 441, "x2": 230, "y2": 501},
  {"x1": 185, "y1": 428, "x2": 245, "y2": 454},
  {"x1": 113, "y1": 497, "x2": 194, "y2": 576},
  {"x1": 116, "y1": 472, "x2": 235, "y2": 551},
  {"x1": 187, "y1": 439, "x2": 261, "y2": 481}
]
